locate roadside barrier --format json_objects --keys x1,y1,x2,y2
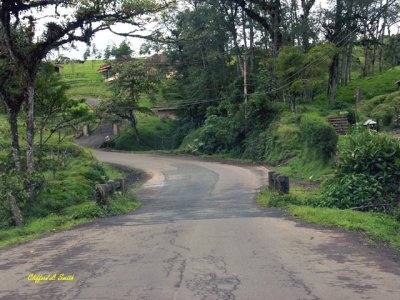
[
  {"x1": 268, "y1": 171, "x2": 290, "y2": 193},
  {"x1": 95, "y1": 179, "x2": 126, "y2": 204}
]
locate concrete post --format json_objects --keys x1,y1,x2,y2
[
  {"x1": 112, "y1": 122, "x2": 120, "y2": 135},
  {"x1": 268, "y1": 171, "x2": 275, "y2": 188},
  {"x1": 83, "y1": 124, "x2": 90, "y2": 137}
]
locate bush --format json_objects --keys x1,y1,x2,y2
[
  {"x1": 359, "y1": 92, "x2": 400, "y2": 128},
  {"x1": 195, "y1": 114, "x2": 243, "y2": 154},
  {"x1": 318, "y1": 174, "x2": 383, "y2": 209},
  {"x1": 299, "y1": 114, "x2": 338, "y2": 160},
  {"x1": 319, "y1": 128, "x2": 400, "y2": 213}
]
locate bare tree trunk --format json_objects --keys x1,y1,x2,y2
[
  {"x1": 249, "y1": 3, "x2": 255, "y2": 74},
  {"x1": 328, "y1": 53, "x2": 339, "y2": 109},
  {"x1": 129, "y1": 112, "x2": 140, "y2": 142},
  {"x1": 26, "y1": 84, "x2": 35, "y2": 202},
  {"x1": 290, "y1": 94, "x2": 297, "y2": 114},
  {"x1": 371, "y1": 43, "x2": 377, "y2": 76},
  {"x1": 300, "y1": 0, "x2": 316, "y2": 51},
  {"x1": 8, "y1": 192, "x2": 23, "y2": 226},
  {"x1": 363, "y1": 43, "x2": 371, "y2": 76},
  {"x1": 379, "y1": 4, "x2": 387, "y2": 73},
  {"x1": 8, "y1": 110, "x2": 21, "y2": 172},
  {"x1": 341, "y1": 46, "x2": 347, "y2": 86},
  {"x1": 345, "y1": 44, "x2": 353, "y2": 84},
  {"x1": 39, "y1": 126, "x2": 44, "y2": 162}
]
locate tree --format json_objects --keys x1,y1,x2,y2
[
  {"x1": 35, "y1": 64, "x2": 91, "y2": 160},
  {"x1": 0, "y1": 0, "x2": 171, "y2": 201},
  {"x1": 83, "y1": 47, "x2": 91, "y2": 61},
  {"x1": 300, "y1": 0, "x2": 316, "y2": 51},
  {"x1": 104, "y1": 44, "x2": 112, "y2": 60},
  {"x1": 111, "y1": 40, "x2": 133, "y2": 60},
  {"x1": 0, "y1": 31, "x2": 24, "y2": 226},
  {"x1": 233, "y1": 0, "x2": 284, "y2": 56},
  {"x1": 276, "y1": 46, "x2": 304, "y2": 113},
  {"x1": 160, "y1": 2, "x2": 234, "y2": 126},
  {"x1": 99, "y1": 61, "x2": 159, "y2": 141},
  {"x1": 91, "y1": 43, "x2": 101, "y2": 68},
  {"x1": 0, "y1": 32, "x2": 23, "y2": 171}
]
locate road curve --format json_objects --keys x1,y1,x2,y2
[{"x1": 0, "y1": 151, "x2": 399, "y2": 300}]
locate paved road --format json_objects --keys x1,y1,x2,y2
[{"x1": 0, "y1": 151, "x2": 399, "y2": 300}]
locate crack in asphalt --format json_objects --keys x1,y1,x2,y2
[
  {"x1": 186, "y1": 256, "x2": 241, "y2": 300},
  {"x1": 280, "y1": 264, "x2": 321, "y2": 300}
]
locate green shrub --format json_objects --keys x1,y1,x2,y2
[
  {"x1": 299, "y1": 114, "x2": 338, "y2": 160},
  {"x1": 318, "y1": 174, "x2": 382, "y2": 209},
  {"x1": 319, "y1": 128, "x2": 400, "y2": 213},
  {"x1": 196, "y1": 114, "x2": 243, "y2": 154},
  {"x1": 359, "y1": 92, "x2": 400, "y2": 128},
  {"x1": 241, "y1": 131, "x2": 267, "y2": 160}
]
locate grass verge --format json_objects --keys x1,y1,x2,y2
[
  {"x1": 0, "y1": 195, "x2": 140, "y2": 249},
  {"x1": 0, "y1": 159, "x2": 141, "y2": 250},
  {"x1": 257, "y1": 187, "x2": 400, "y2": 251}
]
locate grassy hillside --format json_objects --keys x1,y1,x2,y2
[
  {"x1": 60, "y1": 60, "x2": 111, "y2": 98},
  {"x1": 315, "y1": 66, "x2": 400, "y2": 106},
  {"x1": 60, "y1": 59, "x2": 177, "y2": 152},
  {"x1": 0, "y1": 112, "x2": 140, "y2": 248}
]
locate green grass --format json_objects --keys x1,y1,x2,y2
[
  {"x1": 60, "y1": 60, "x2": 111, "y2": 98},
  {"x1": 0, "y1": 145, "x2": 140, "y2": 249},
  {"x1": 0, "y1": 194, "x2": 140, "y2": 249},
  {"x1": 276, "y1": 156, "x2": 334, "y2": 181},
  {"x1": 257, "y1": 187, "x2": 400, "y2": 250},
  {"x1": 0, "y1": 114, "x2": 140, "y2": 248},
  {"x1": 357, "y1": 91, "x2": 400, "y2": 128},
  {"x1": 113, "y1": 114, "x2": 177, "y2": 151},
  {"x1": 315, "y1": 66, "x2": 400, "y2": 105}
]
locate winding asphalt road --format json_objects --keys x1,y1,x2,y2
[{"x1": 0, "y1": 150, "x2": 399, "y2": 300}]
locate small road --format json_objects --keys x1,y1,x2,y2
[{"x1": 0, "y1": 151, "x2": 399, "y2": 300}]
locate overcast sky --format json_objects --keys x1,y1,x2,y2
[{"x1": 56, "y1": 0, "x2": 398, "y2": 60}]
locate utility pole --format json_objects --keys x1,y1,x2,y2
[
  {"x1": 242, "y1": 8, "x2": 249, "y2": 120},
  {"x1": 243, "y1": 50, "x2": 248, "y2": 107}
]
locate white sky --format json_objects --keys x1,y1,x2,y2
[
  {"x1": 54, "y1": 0, "x2": 333, "y2": 60},
  {"x1": 56, "y1": 24, "x2": 149, "y2": 60}
]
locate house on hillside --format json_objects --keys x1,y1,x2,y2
[{"x1": 97, "y1": 64, "x2": 114, "y2": 82}]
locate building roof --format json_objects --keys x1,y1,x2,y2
[
  {"x1": 363, "y1": 119, "x2": 377, "y2": 125},
  {"x1": 97, "y1": 64, "x2": 112, "y2": 73}
]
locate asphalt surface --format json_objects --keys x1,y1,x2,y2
[{"x1": 0, "y1": 151, "x2": 399, "y2": 300}]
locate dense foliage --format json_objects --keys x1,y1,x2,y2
[
  {"x1": 299, "y1": 114, "x2": 338, "y2": 161},
  {"x1": 316, "y1": 129, "x2": 400, "y2": 216}
]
